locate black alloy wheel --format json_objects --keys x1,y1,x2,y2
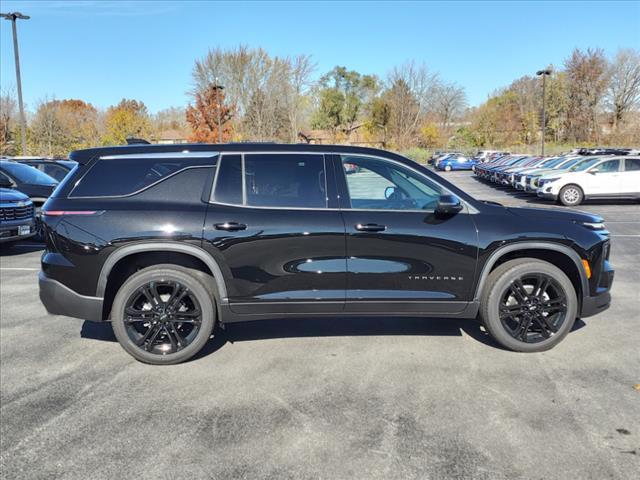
[
  {"x1": 480, "y1": 258, "x2": 578, "y2": 352},
  {"x1": 124, "y1": 280, "x2": 202, "y2": 355},
  {"x1": 498, "y1": 273, "x2": 568, "y2": 343},
  {"x1": 111, "y1": 265, "x2": 216, "y2": 364}
]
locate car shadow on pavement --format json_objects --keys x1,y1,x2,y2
[{"x1": 80, "y1": 316, "x2": 587, "y2": 361}]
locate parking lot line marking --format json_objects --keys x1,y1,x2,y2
[
  {"x1": 0, "y1": 268, "x2": 39, "y2": 271},
  {"x1": 609, "y1": 234, "x2": 640, "y2": 237}
]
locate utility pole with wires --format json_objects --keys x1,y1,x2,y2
[{"x1": 1, "y1": 11, "x2": 30, "y2": 155}]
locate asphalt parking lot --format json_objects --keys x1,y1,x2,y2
[{"x1": 1, "y1": 170, "x2": 638, "y2": 480}]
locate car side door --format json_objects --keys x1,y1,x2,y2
[
  {"x1": 621, "y1": 158, "x2": 640, "y2": 195},
  {"x1": 585, "y1": 159, "x2": 622, "y2": 195},
  {"x1": 332, "y1": 154, "x2": 479, "y2": 315},
  {"x1": 202, "y1": 152, "x2": 346, "y2": 315}
]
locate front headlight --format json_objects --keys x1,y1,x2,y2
[{"x1": 579, "y1": 221, "x2": 606, "y2": 231}]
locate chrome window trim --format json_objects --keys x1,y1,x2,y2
[
  {"x1": 203, "y1": 150, "x2": 477, "y2": 213},
  {"x1": 100, "y1": 152, "x2": 219, "y2": 160}
]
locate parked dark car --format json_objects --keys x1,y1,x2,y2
[
  {"x1": 39, "y1": 144, "x2": 613, "y2": 364},
  {"x1": 0, "y1": 160, "x2": 58, "y2": 205},
  {"x1": 15, "y1": 158, "x2": 77, "y2": 182},
  {"x1": 0, "y1": 187, "x2": 36, "y2": 245}
]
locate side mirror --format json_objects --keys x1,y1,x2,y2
[
  {"x1": 435, "y1": 194, "x2": 463, "y2": 216},
  {"x1": 384, "y1": 186, "x2": 397, "y2": 199},
  {"x1": 588, "y1": 168, "x2": 599, "y2": 175}
]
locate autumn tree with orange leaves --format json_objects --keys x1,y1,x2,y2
[{"x1": 186, "y1": 85, "x2": 234, "y2": 143}]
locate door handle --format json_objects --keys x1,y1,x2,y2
[
  {"x1": 355, "y1": 223, "x2": 386, "y2": 232},
  {"x1": 214, "y1": 222, "x2": 247, "y2": 231}
]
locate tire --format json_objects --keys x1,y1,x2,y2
[
  {"x1": 558, "y1": 184, "x2": 583, "y2": 206},
  {"x1": 444, "y1": 165, "x2": 452, "y2": 172},
  {"x1": 480, "y1": 258, "x2": 578, "y2": 352},
  {"x1": 111, "y1": 265, "x2": 216, "y2": 365}
]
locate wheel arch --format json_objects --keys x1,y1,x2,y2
[
  {"x1": 97, "y1": 242, "x2": 228, "y2": 320},
  {"x1": 474, "y1": 242, "x2": 588, "y2": 303}
]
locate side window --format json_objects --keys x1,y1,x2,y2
[
  {"x1": 213, "y1": 155, "x2": 243, "y2": 205},
  {"x1": 244, "y1": 154, "x2": 326, "y2": 208},
  {"x1": 341, "y1": 156, "x2": 444, "y2": 211},
  {"x1": 43, "y1": 164, "x2": 69, "y2": 181},
  {"x1": 71, "y1": 156, "x2": 207, "y2": 197},
  {"x1": 596, "y1": 160, "x2": 620, "y2": 173},
  {"x1": 625, "y1": 159, "x2": 640, "y2": 171}
]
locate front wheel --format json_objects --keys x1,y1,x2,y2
[
  {"x1": 558, "y1": 184, "x2": 583, "y2": 206},
  {"x1": 480, "y1": 259, "x2": 577, "y2": 352},
  {"x1": 111, "y1": 265, "x2": 216, "y2": 365},
  {"x1": 444, "y1": 165, "x2": 452, "y2": 172}
]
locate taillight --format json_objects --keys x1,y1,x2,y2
[{"x1": 42, "y1": 210, "x2": 99, "y2": 216}]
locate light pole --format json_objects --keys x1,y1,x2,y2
[
  {"x1": 1, "y1": 11, "x2": 30, "y2": 155},
  {"x1": 214, "y1": 77, "x2": 224, "y2": 144},
  {"x1": 536, "y1": 68, "x2": 552, "y2": 156}
]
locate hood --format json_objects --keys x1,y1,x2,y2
[
  {"x1": 507, "y1": 205, "x2": 602, "y2": 224},
  {"x1": 0, "y1": 187, "x2": 30, "y2": 203}
]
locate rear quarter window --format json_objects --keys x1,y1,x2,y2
[{"x1": 70, "y1": 156, "x2": 214, "y2": 197}]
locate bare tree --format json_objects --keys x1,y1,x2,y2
[
  {"x1": 605, "y1": 48, "x2": 640, "y2": 130},
  {"x1": 433, "y1": 81, "x2": 467, "y2": 130},
  {"x1": 0, "y1": 88, "x2": 18, "y2": 155},
  {"x1": 283, "y1": 54, "x2": 315, "y2": 142},
  {"x1": 564, "y1": 48, "x2": 609, "y2": 142},
  {"x1": 192, "y1": 46, "x2": 314, "y2": 141},
  {"x1": 386, "y1": 61, "x2": 439, "y2": 149}
]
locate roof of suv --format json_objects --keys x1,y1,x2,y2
[{"x1": 69, "y1": 143, "x2": 406, "y2": 165}]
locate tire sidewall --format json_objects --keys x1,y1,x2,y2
[
  {"x1": 559, "y1": 184, "x2": 583, "y2": 206},
  {"x1": 111, "y1": 267, "x2": 215, "y2": 365},
  {"x1": 483, "y1": 261, "x2": 578, "y2": 352}
]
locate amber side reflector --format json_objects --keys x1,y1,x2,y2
[{"x1": 582, "y1": 259, "x2": 592, "y2": 279}]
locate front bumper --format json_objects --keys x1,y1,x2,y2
[
  {"x1": 39, "y1": 272, "x2": 104, "y2": 321},
  {"x1": 581, "y1": 290, "x2": 612, "y2": 318},
  {"x1": 536, "y1": 191, "x2": 557, "y2": 201},
  {"x1": 0, "y1": 219, "x2": 36, "y2": 244}
]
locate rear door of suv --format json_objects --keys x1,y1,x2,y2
[
  {"x1": 202, "y1": 152, "x2": 346, "y2": 314},
  {"x1": 621, "y1": 158, "x2": 640, "y2": 196}
]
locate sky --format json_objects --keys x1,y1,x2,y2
[{"x1": 1, "y1": 0, "x2": 639, "y2": 113}]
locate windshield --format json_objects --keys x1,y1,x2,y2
[
  {"x1": 541, "y1": 157, "x2": 565, "y2": 168},
  {"x1": 0, "y1": 162, "x2": 58, "y2": 185},
  {"x1": 570, "y1": 157, "x2": 601, "y2": 172}
]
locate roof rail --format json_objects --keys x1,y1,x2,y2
[{"x1": 126, "y1": 137, "x2": 151, "y2": 145}]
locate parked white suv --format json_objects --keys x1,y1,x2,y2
[{"x1": 537, "y1": 156, "x2": 640, "y2": 206}]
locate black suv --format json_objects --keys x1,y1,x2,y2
[{"x1": 39, "y1": 144, "x2": 614, "y2": 364}]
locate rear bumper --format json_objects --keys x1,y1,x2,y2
[{"x1": 39, "y1": 272, "x2": 104, "y2": 321}]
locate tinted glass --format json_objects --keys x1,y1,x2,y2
[
  {"x1": 596, "y1": 160, "x2": 620, "y2": 173},
  {"x1": 625, "y1": 159, "x2": 640, "y2": 171},
  {"x1": 71, "y1": 157, "x2": 199, "y2": 197},
  {"x1": 213, "y1": 155, "x2": 242, "y2": 205},
  {"x1": 342, "y1": 156, "x2": 443, "y2": 211},
  {"x1": 42, "y1": 164, "x2": 70, "y2": 181},
  {"x1": 244, "y1": 154, "x2": 326, "y2": 208},
  {"x1": 0, "y1": 162, "x2": 58, "y2": 185}
]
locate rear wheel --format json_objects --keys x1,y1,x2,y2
[
  {"x1": 559, "y1": 184, "x2": 583, "y2": 206},
  {"x1": 480, "y1": 259, "x2": 577, "y2": 352},
  {"x1": 111, "y1": 265, "x2": 216, "y2": 365}
]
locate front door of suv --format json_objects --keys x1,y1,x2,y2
[
  {"x1": 585, "y1": 159, "x2": 622, "y2": 196},
  {"x1": 202, "y1": 152, "x2": 346, "y2": 314},
  {"x1": 334, "y1": 154, "x2": 478, "y2": 314}
]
